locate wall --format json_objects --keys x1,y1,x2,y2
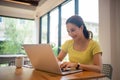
[
  {"x1": 0, "y1": 5, "x2": 35, "y2": 19},
  {"x1": 99, "y1": 0, "x2": 120, "y2": 80},
  {"x1": 110, "y1": 0, "x2": 120, "y2": 80},
  {"x1": 99, "y1": 0, "x2": 111, "y2": 64}
]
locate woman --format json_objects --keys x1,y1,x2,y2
[{"x1": 57, "y1": 15, "x2": 102, "y2": 73}]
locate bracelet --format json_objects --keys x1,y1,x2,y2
[{"x1": 76, "y1": 63, "x2": 80, "y2": 70}]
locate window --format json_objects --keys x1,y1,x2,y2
[
  {"x1": 0, "y1": 17, "x2": 2, "y2": 23},
  {"x1": 61, "y1": 0, "x2": 74, "y2": 44},
  {"x1": 79, "y1": 0, "x2": 99, "y2": 41},
  {"x1": 41, "y1": 15, "x2": 48, "y2": 43},
  {"x1": 50, "y1": 8, "x2": 59, "y2": 47},
  {"x1": 0, "y1": 16, "x2": 36, "y2": 54}
]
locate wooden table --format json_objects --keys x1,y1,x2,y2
[{"x1": 0, "y1": 66, "x2": 106, "y2": 80}]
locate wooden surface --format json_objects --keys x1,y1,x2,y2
[{"x1": 0, "y1": 66, "x2": 106, "y2": 80}]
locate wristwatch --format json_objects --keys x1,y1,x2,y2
[{"x1": 76, "y1": 63, "x2": 80, "y2": 70}]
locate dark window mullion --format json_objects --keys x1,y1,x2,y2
[
  {"x1": 47, "y1": 13, "x2": 50, "y2": 43},
  {"x1": 58, "y1": 5, "x2": 62, "y2": 53},
  {"x1": 39, "y1": 17, "x2": 42, "y2": 44},
  {"x1": 75, "y1": 0, "x2": 79, "y2": 15}
]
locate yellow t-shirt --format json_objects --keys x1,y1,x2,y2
[{"x1": 61, "y1": 39, "x2": 102, "y2": 64}]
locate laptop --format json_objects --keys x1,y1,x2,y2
[{"x1": 23, "y1": 44, "x2": 82, "y2": 75}]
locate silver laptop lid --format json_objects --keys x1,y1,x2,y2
[{"x1": 23, "y1": 44, "x2": 61, "y2": 74}]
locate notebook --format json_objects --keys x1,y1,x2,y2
[{"x1": 23, "y1": 44, "x2": 82, "y2": 75}]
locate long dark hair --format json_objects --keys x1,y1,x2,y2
[{"x1": 66, "y1": 15, "x2": 92, "y2": 39}]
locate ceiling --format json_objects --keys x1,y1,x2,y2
[
  {"x1": 0, "y1": 0, "x2": 43, "y2": 10},
  {"x1": 3, "y1": 0, "x2": 41, "y2": 6}
]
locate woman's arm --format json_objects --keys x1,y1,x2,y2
[
  {"x1": 59, "y1": 52, "x2": 102, "y2": 73},
  {"x1": 57, "y1": 50, "x2": 67, "y2": 61},
  {"x1": 80, "y1": 52, "x2": 102, "y2": 73}
]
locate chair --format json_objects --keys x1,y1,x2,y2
[{"x1": 102, "y1": 64, "x2": 113, "y2": 80}]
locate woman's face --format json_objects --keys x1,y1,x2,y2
[{"x1": 66, "y1": 23, "x2": 83, "y2": 40}]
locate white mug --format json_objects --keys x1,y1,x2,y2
[{"x1": 15, "y1": 57, "x2": 24, "y2": 68}]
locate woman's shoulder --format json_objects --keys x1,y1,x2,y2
[
  {"x1": 90, "y1": 39, "x2": 99, "y2": 44},
  {"x1": 63, "y1": 39, "x2": 74, "y2": 46},
  {"x1": 89, "y1": 39, "x2": 100, "y2": 47},
  {"x1": 61, "y1": 39, "x2": 73, "y2": 51},
  {"x1": 65, "y1": 39, "x2": 73, "y2": 43}
]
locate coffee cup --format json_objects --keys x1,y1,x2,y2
[{"x1": 15, "y1": 57, "x2": 24, "y2": 68}]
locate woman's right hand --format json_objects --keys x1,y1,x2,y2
[{"x1": 60, "y1": 62, "x2": 78, "y2": 70}]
